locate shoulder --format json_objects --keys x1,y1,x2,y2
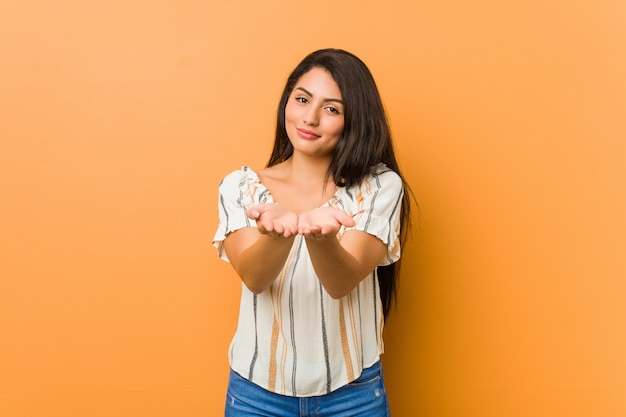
[
  {"x1": 218, "y1": 166, "x2": 273, "y2": 206},
  {"x1": 256, "y1": 161, "x2": 290, "y2": 184},
  {"x1": 363, "y1": 163, "x2": 403, "y2": 192},
  {"x1": 219, "y1": 166, "x2": 259, "y2": 189},
  {"x1": 339, "y1": 164, "x2": 403, "y2": 207}
]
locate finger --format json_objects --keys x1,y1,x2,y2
[
  {"x1": 247, "y1": 204, "x2": 266, "y2": 219},
  {"x1": 305, "y1": 225, "x2": 322, "y2": 237},
  {"x1": 285, "y1": 225, "x2": 298, "y2": 237},
  {"x1": 246, "y1": 208, "x2": 260, "y2": 219},
  {"x1": 334, "y1": 211, "x2": 356, "y2": 227},
  {"x1": 299, "y1": 226, "x2": 313, "y2": 237}
]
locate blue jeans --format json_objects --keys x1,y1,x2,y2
[{"x1": 224, "y1": 361, "x2": 391, "y2": 417}]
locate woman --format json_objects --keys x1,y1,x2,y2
[{"x1": 213, "y1": 48, "x2": 412, "y2": 417}]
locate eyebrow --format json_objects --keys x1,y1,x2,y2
[{"x1": 295, "y1": 87, "x2": 344, "y2": 105}]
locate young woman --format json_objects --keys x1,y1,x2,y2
[{"x1": 213, "y1": 48, "x2": 412, "y2": 417}]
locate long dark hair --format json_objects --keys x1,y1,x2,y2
[{"x1": 267, "y1": 48, "x2": 413, "y2": 319}]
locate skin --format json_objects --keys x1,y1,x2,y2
[{"x1": 223, "y1": 67, "x2": 387, "y2": 298}]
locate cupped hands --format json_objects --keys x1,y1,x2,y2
[{"x1": 246, "y1": 204, "x2": 355, "y2": 239}]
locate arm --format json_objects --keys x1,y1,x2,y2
[
  {"x1": 298, "y1": 207, "x2": 387, "y2": 298},
  {"x1": 223, "y1": 204, "x2": 298, "y2": 294},
  {"x1": 298, "y1": 169, "x2": 405, "y2": 298}
]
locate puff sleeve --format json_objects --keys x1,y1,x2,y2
[
  {"x1": 349, "y1": 166, "x2": 404, "y2": 266},
  {"x1": 212, "y1": 167, "x2": 271, "y2": 262}
]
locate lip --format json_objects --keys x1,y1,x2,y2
[{"x1": 296, "y1": 128, "x2": 321, "y2": 140}]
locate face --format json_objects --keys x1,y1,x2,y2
[{"x1": 284, "y1": 67, "x2": 345, "y2": 158}]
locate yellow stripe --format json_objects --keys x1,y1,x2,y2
[
  {"x1": 278, "y1": 244, "x2": 297, "y2": 394},
  {"x1": 268, "y1": 314, "x2": 280, "y2": 391},
  {"x1": 347, "y1": 292, "x2": 361, "y2": 366},
  {"x1": 339, "y1": 299, "x2": 354, "y2": 381},
  {"x1": 268, "y1": 241, "x2": 298, "y2": 393}
]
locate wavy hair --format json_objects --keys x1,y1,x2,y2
[{"x1": 267, "y1": 48, "x2": 413, "y2": 319}]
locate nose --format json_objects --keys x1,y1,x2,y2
[{"x1": 303, "y1": 106, "x2": 319, "y2": 126}]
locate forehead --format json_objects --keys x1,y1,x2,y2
[{"x1": 293, "y1": 67, "x2": 342, "y2": 98}]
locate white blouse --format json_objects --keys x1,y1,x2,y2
[{"x1": 213, "y1": 163, "x2": 403, "y2": 396}]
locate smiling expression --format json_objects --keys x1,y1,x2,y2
[{"x1": 284, "y1": 67, "x2": 345, "y2": 158}]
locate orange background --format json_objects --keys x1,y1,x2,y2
[{"x1": 1, "y1": 1, "x2": 625, "y2": 416}]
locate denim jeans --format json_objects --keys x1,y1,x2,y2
[{"x1": 224, "y1": 361, "x2": 391, "y2": 417}]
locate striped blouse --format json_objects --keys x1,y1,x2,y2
[{"x1": 213, "y1": 163, "x2": 403, "y2": 397}]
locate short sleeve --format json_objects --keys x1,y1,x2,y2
[
  {"x1": 349, "y1": 166, "x2": 404, "y2": 266},
  {"x1": 212, "y1": 167, "x2": 271, "y2": 261}
]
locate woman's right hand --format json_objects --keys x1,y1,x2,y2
[{"x1": 247, "y1": 204, "x2": 299, "y2": 238}]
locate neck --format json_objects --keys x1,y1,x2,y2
[{"x1": 286, "y1": 153, "x2": 334, "y2": 186}]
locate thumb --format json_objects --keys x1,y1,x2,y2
[
  {"x1": 334, "y1": 210, "x2": 356, "y2": 228},
  {"x1": 246, "y1": 205, "x2": 265, "y2": 220}
]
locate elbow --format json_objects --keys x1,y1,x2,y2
[
  {"x1": 327, "y1": 291, "x2": 346, "y2": 300},
  {"x1": 246, "y1": 286, "x2": 266, "y2": 295},
  {"x1": 233, "y1": 264, "x2": 266, "y2": 294},
  {"x1": 241, "y1": 276, "x2": 268, "y2": 295},
  {"x1": 325, "y1": 286, "x2": 352, "y2": 300},
  {"x1": 239, "y1": 269, "x2": 274, "y2": 294},
  {"x1": 322, "y1": 272, "x2": 370, "y2": 299}
]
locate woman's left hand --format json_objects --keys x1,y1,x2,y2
[{"x1": 298, "y1": 207, "x2": 356, "y2": 239}]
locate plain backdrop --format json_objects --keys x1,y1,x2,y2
[{"x1": 1, "y1": 1, "x2": 625, "y2": 416}]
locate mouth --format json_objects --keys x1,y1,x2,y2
[{"x1": 296, "y1": 128, "x2": 321, "y2": 140}]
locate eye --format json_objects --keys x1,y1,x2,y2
[
  {"x1": 295, "y1": 96, "x2": 309, "y2": 104},
  {"x1": 325, "y1": 106, "x2": 341, "y2": 114}
]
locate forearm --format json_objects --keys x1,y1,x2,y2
[
  {"x1": 304, "y1": 236, "x2": 370, "y2": 299},
  {"x1": 226, "y1": 231, "x2": 295, "y2": 294}
]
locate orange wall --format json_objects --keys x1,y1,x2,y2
[{"x1": 1, "y1": 1, "x2": 625, "y2": 416}]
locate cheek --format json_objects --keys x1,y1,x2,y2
[
  {"x1": 332, "y1": 120, "x2": 345, "y2": 137},
  {"x1": 284, "y1": 99, "x2": 300, "y2": 121},
  {"x1": 284, "y1": 104, "x2": 294, "y2": 122}
]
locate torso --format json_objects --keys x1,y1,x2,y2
[{"x1": 213, "y1": 162, "x2": 403, "y2": 396}]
